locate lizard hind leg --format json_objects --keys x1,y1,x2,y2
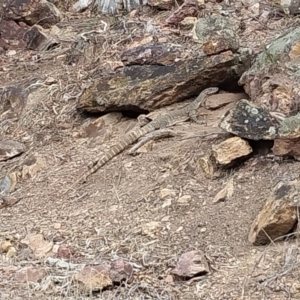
[{"x1": 189, "y1": 110, "x2": 205, "y2": 125}]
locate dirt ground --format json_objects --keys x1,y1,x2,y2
[{"x1": 1, "y1": 2, "x2": 300, "y2": 299}]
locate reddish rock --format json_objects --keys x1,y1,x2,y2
[
  {"x1": 172, "y1": 250, "x2": 209, "y2": 278},
  {"x1": 73, "y1": 264, "x2": 112, "y2": 292},
  {"x1": 57, "y1": 245, "x2": 73, "y2": 260},
  {"x1": 109, "y1": 259, "x2": 133, "y2": 283},
  {"x1": 2, "y1": 0, "x2": 62, "y2": 28},
  {"x1": 0, "y1": 20, "x2": 27, "y2": 50}
]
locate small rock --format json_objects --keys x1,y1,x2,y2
[
  {"x1": 172, "y1": 250, "x2": 209, "y2": 278},
  {"x1": 6, "y1": 50, "x2": 17, "y2": 56},
  {"x1": 109, "y1": 259, "x2": 133, "y2": 283},
  {"x1": 24, "y1": 25, "x2": 59, "y2": 51},
  {"x1": 72, "y1": 0, "x2": 93, "y2": 12},
  {"x1": 212, "y1": 137, "x2": 252, "y2": 166},
  {"x1": 161, "y1": 216, "x2": 170, "y2": 222},
  {"x1": 213, "y1": 178, "x2": 234, "y2": 203},
  {"x1": 162, "y1": 198, "x2": 172, "y2": 208},
  {"x1": 21, "y1": 155, "x2": 46, "y2": 180},
  {"x1": 197, "y1": 155, "x2": 220, "y2": 179},
  {"x1": 57, "y1": 245, "x2": 72, "y2": 260},
  {"x1": 249, "y1": 179, "x2": 299, "y2": 245},
  {"x1": 73, "y1": 264, "x2": 112, "y2": 292},
  {"x1": 180, "y1": 17, "x2": 197, "y2": 28},
  {"x1": 176, "y1": 226, "x2": 183, "y2": 232},
  {"x1": 53, "y1": 223, "x2": 61, "y2": 230}
]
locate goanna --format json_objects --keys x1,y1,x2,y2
[{"x1": 63, "y1": 87, "x2": 219, "y2": 193}]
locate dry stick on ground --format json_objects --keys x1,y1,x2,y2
[
  {"x1": 262, "y1": 244, "x2": 300, "y2": 286},
  {"x1": 242, "y1": 231, "x2": 300, "y2": 296}
]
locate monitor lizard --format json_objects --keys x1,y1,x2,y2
[{"x1": 62, "y1": 87, "x2": 219, "y2": 194}]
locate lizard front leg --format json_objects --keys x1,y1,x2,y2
[{"x1": 137, "y1": 114, "x2": 152, "y2": 127}]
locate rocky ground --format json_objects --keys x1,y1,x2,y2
[{"x1": 1, "y1": 0, "x2": 300, "y2": 299}]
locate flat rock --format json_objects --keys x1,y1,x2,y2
[
  {"x1": 249, "y1": 179, "x2": 299, "y2": 245},
  {"x1": 204, "y1": 92, "x2": 248, "y2": 110},
  {"x1": 212, "y1": 136, "x2": 253, "y2": 166},
  {"x1": 77, "y1": 50, "x2": 252, "y2": 113}
]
